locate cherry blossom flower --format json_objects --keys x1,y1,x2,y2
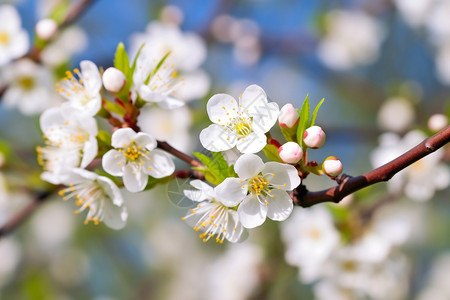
[
  {"x1": 182, "y1": 180, "x2": 247, "y2": 243},
  {"x1": 38, "y1": 106, "x2": 98, "y2": 184},
  {"x1": 0, "y1": 5, "x2": 29, "y2": 67},
  {"x1": 58, "y1": 168, "x2": 128, "y2": 230},
  {"x1": 1, "y1": 58, "x2": 61, "y2": 115},
  {"x1": 102, "y1": 128, "x2": 175, "y2": 192},
  {"x1": 56, "y1": 60, "x2": 102, "y2": 116},
  {"x1": 200, "y1": 85, "x2": 279, "y2": 154},
  {"x1": 215, "y1": 153, "x2": 300, "y2": 228}
]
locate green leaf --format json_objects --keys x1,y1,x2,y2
[
  {"x1": 103, "y1": 100, "x2": 125, "y2": 116},
  {"x1": 263, "y1": 144, "x2": 282, "y2": 163},
  {"x1": 211, "y1": 151, "x2": 228, "y2": 173},
  {"x1": 113, "y1": 42, "x2": 130, "y2": 75},
  {"x1": 144, "y1": 51, "x2": 171, "y2": 85},
  {"x1": 193, "y1": 152, "x2": 225, "y2": 185},
  {"x1": 309, "y1": 98, "x2": 324, "y2": 127},
  {"x1": 126, "y1": 43, "x2": 145, "y2": 91},
  {"x1": 296, "y1": 95, "x2": 310, "y2": 150},
  {"x1": 48, "y1": 0, "x2": 70, "y2": 23},
  {"x1": 97, "y1": 130, "x2": 112, "y2": 145}
]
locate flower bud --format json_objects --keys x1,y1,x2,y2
[
  {"x1": 35, "y1": 18, "x2": 58, "y2": 41},
  {"x1": 102, "y1": 67, "x2": 126, "y2": 93},
  {"x1": 279, "y1": 103, "x2": 300, "y2": 128},
  {"x1": 428, "y1": 114, "x2": 448, "y2": 132},
  {"x1": 323, "y1": 156, "x2": 343, "y2": 177},
  {"x1": 303, "y1": 126, "x2": 326, "y2": 149},
  {"x1": 278, "y1": 142, "x2": 303, "y2": 164}
]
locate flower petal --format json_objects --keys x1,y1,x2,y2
[
  {"x1": 207, "y1": 93, "x2": 239, "y2": 125},
  {"x1": 102, "y1": 202, "x2": 128, "y2": 230},
  {"x1": 238, "y1": 195, "x2": 268, "y2": 228},
  {"x1": 134, "y1": 132, "x2": 157, "y2": 150},
  {"x1": 102, "y1": 150, "x2": 124, "y2": 176},
  {"x1": 225, "y1": 210, "x2": 248, "y2": 243},
  {"x1": 111, "y1": 128, "x2": 136, "y2": 148},
  {"x1": 215, "y1": 177, "x2": 248, "y2": 207},
  {"x1": 96, "y1": 174, "x2": 125, "y2": 206},
  {"x1": 147, "y1": 149, "x2": 175, "y2": 178},
  {"x1": 251, "y1": 101, "x2": 280, "y2": 133},
  {"x1": 234, "y1": 153, "x2": 265, "y2": 179},
  {"x1": 264, "y1": 162, "x2": 300, "y2": 190},
  {"x1": 236, "y1": 131, "x2": 267, "y2": 154},
  {"x1": 123, "y1": 166, "x2": 148, "y2": 192},
  {"x1": 190, "y1": 180, "x2": 215, "y2": 198},
  {"x1": 200, "y1": 124, "x2": 236, "y2": 152},
  {"x1": 80, "y1": 60, "x2": 102, "y2": 94},
  {"x1": 80, "y1": 135, "x2": 98, "y2": 168},
  {"x1": 266, "y1": 189, "x2": 293, "y2": 221},
  {"x1": 158, "y1": 96, "x2": 185, "y2": 109}
]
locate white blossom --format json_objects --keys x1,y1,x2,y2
[
  {"x1": 215, "y1": 153, "x2": 300, "y2": 228},
  {"x1": 0, "y1": 5, "x2": 29, "y2": 66},
  {"x1": 102, "y1": 128, "x2": 175, "y2": 192},
  {"x1": 200, "y1": 85, "x2": 279, "y2": 154},
  {"x1": 58, "y1": 168, "x2": 127, "y2": 229},
  {"x1": 182, "y1": 180, "x2": 247, "y2": 243},
  {"x1": 56, "y1": 60, "x2": 102, "y2": 116},
  {"x1": 1, "y1": 58, "x2": 61, "y2": 115},
  {"x1": 377, "y1": 97, "x2": 415, "y2": 132},
  {"x1": 38, "y1": 106, "x2": 98, "y2": 184}
]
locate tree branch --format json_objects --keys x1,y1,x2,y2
[
  {"x1": 156, "y1": 140, "x2": 203, "y2": 168},
  {"x1": 294, "y1": 125, "x2": 450, "y2": 207}
]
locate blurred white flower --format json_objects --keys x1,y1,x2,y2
[
  {"x1": 0, "y1": 5, "x2": 29, "y2": 66},
  {"x1": 426, "y1": 0, "x2": 450, "y2": 45},
  {"x1": 1, "y1": 58, "x2": 61, "y2": 115},
  {"x1": 57, "y1": 60, "x2": 102, "y2": 116},
  {"x1": 281, "y1": 206, "x2": 339, "y2": 283},
  {"x1": 41, "y1": 26, "x2": 88, "y2": 67},
  {"x1": 377, "y1": 97, "x2": 415, "y2": 132},
  {"x1": 204, "y1": 243, "x2": 263, "y2": 300},
  {"x1": 137, "y1": 105, "x2": 192, "y2": 153},
  {"x1": 317, "y1": 10, "x2": 384, "y2": 70},
  {"x1": 371, "y1": 130, "x2": 450, "y2": 201},
  {"x1": 417, "y1": 252, "x2": 450, "y2": 300},
  {"x1": 38, "y1": 106, "x2": 98, "y2": 184},
  {"x1": 0, "y1": 237, "x2": 21, "y2": 287},
  {"x1": 428, "y1": 114, "x2": 448, "y2": 132},
  {"x1": 182, "y1": 180, "x2": 247, "y2": 243},
  {"x1": 434, "y1": 42, "x2": 450, "y2": 85},
  {"x1": 393, "y1": 0, "x2": 434, "y2": 28},
  {"x1": 49, "y1": 248, "x2": 89, "y2": 287},
  {"x1": 58, "y1": 168, "x2": 128, "y2": 230}
]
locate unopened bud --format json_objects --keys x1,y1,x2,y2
[
  {"x1": 279, "y1": 103, "x2": 300, "y2": 128},
  {"x1": 323, "y1": 156, "x2": 343, "y2": 177},
  {"x1": 35, "y1": 18, "x2": 58, "y2": 41},
  {"x1": 102, "y1": 67, "x2": 126, "y2": 93},
  {"x1": 278, "y1": 142, "x2": 303, "y2": 164},
  {"x1": 303, "y1": 126, "x2": 326, "y2": 149},
  {"x1": 428, "y1": 114, "x2": 448, "y2": 132}
]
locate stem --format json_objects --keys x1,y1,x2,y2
[
  {"x1": 293, "y1": 125, "x2": 450, "y2": 207},
  {"x1": 157, "y1": 140, "x2": 203, "y2": 168}
]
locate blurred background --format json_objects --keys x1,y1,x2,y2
[{"x1": 0, "y1": 0, "x2": 449, "y2": 299}]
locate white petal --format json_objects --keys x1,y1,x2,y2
[
  {"x1": 158, "y1": 96, "x2": 185, "y2": 109},
  {"x1": 215, "y1": 177, "x2": 247, "y2": 207},
  {"x1": 184, "y1": 189, "x2": 209, "y2": 202},
  {"x1": 207, "y1": 93, "x2": 239, "y2": 125},
  {"x1": 134, "y1": 132, "x2": 157, "y2": 149},
  {"x1": 97, "y1": 174, "x2": 124, "y2": 206},
  {"x1": 238, "y1": 195, "x2": 268, "y2": 228},
  {"x1": 236, "y1": 131, "x2": 267, "y2": 154},
  {"x1": 239, "y1": 84, "x2": 269, "y2": 116},
  {"x1": 264, "y1": 162, "x2": 301, "y2": 190},
  {"x1": 111, "y1": 128, "x2": 136, "y2": 148},
  {"x1": 39, "y1": 107, "x2": 64, "y2": 133},
  {"x1": 102, "y1": 203, "x2": 128, "y2": 230},
  {"x1": 225, "y1": 210, "x2": 247, "y2": 243},
  {"x1": 251, "y1": 102, "x2": 280, "y2": 133},
  {"x1": 147, "y1": 149, "x2": 175, "y2": 178},
  {"x1": 199, "y1": 124, "x2": 236, "y2": 152},
  {"x1": 102, "y1": 150, "x2": 124, "y2": 176},
  {"x1": 266, "y1": 189, "x2": 293, "y2": 221},
  {"x1": 234, "y1": 153, "x2": 265, "y2": 179},
  {"x1": 80, "y1": 60, "x2": 102, "y2": 94},
  {"x1": 138, "y1": 86, "x2": 164, "y2": 103},
  {"x1": 123, "y1": 166, "x2": 148, "y2": 192},
  {"x1": 80, "y1": 135, "x2": 98, "y2": 168},
  {"x1": 190, "y1": 180, "x2": 215, "y2": 198}
]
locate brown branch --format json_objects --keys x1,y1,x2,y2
[
  {"x1": 0, "y1": 190, "x2": 52, "y2": 238},
  {"x1": 157, "y1": 141, "x2": 203, "y2": 168},
  {"x1": 174, "y1": 169, "x2": 205, "y2": 180},
  {"x1": 294, "y1": 125, "x2": 450, "y2": 207}
]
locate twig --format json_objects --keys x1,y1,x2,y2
[
  {"x1": 0, "y1": 190, "x2": 52, "y2": 238},
  {"x1": 294, "y1": 125, "x2": 450, "y2": 207},
  {"x1": 157, "y1": 140, "x2": 203, "y2": 168}
]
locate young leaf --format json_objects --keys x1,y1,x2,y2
[
  {"x1": 193, "y1": 152, "x2": 225, "y2": 185},
  {"x1": 125, "y1": 43, "x2": 145, "y2": 91},
  {"x1": 211, "y1": 152, "x2": 229, "y2": 173},
  {"x1": 113, "y1": 42, "x2": 130, "y2": 75},
  {"x1": 309, "y1": 98, "x2": 325, "y2": 127},
  {"x1": 263, "y1": 144, "x2": 282, "y2": 163},
  {"x1": 296, "y1": 95, "x2": 310, "y2": 150}
]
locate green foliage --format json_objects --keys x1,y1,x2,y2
[
  {"x1": 296, "y1": 95, "x2": 310, "y2": 150},
  {"x1": 309, "y1": 98, "x2": 325, "y2": 127},
  {"x1": 96, "y1": 130, "x2": 112, "y2": 156},
  {"x1": 193, "y1": 152, "x2": 236, "y2": 186},
  {"x1": 263, "y1": 144, "x2": 282, "y2": 163},
  {"x1": 113, "y1": 42, "x2": 130, "y2": 76}
]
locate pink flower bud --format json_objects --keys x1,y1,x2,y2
[
  {"x1": 279, "y1": 103, "x2": 300, "y2": 128},
  {"x1": 102, "y1": 67, "x2": 126, "y2": 93},
  {"x1": 323, "y1": 156, "x2": 343, "y2": 177},
  {"x1": 35, "y1": 18, "x2": 58, "y2": 41},
  {"x1": 278, "y1": 142, "x2": 303, "y2": 164},
  {"x1": 303, "y1": 126, "x2": 326, "y2": 149}
]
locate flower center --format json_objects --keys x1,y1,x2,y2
[
  {"x1": 18, "y1": 76, "x2": 35, "y2": 91},
  {"x1": 233, "y1": 117, "x2": 252, "y2": 137},
  {"x1": 0, "y1": 31, "x2": 10, "y2": 46},
  {"x1": 341, "y1": 260, "x2": 358, "y2": 272},
  {"x1": 124, "y1": 145, "x2": 141, "y2": 161},
  {"x1": 249, "y1": 175, "x2": 270, "y2": 196}
]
